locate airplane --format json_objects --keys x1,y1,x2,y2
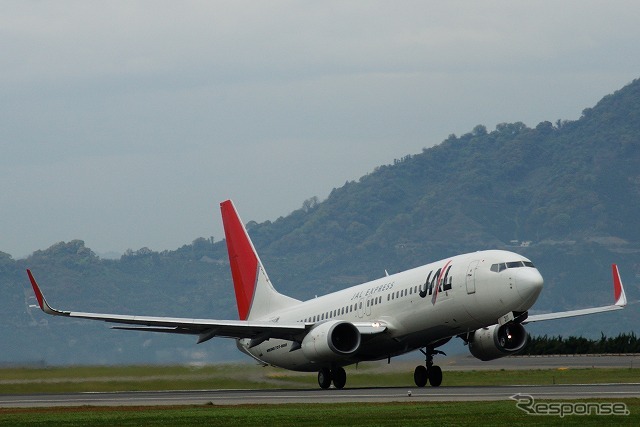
[{"x1": 26, "y1": 199, "x2": 629, "y2": 389}]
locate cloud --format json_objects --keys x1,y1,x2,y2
[{"x1": 2, "y1": 0, "x2": 640, "y2": 256}]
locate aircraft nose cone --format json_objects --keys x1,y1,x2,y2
[{"x1": 515, "y1": 268, "x2": 544, "y2": 309}]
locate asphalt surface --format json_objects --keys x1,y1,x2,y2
[
  {"x1": 2, "y1": 355, "x2": 640, "y2": 408},
  {"x1": 1, "y1": 384, "x2": 640, "y2": 408}
]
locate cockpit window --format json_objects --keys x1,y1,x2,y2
[
  {"x1": 490, "y1": 263, "x2": 505, "y2": 272},
  {"x1": 490, "y1": 260, "x2": 535, "y2": 272}
]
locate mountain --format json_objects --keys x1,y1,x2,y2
[{"x1": 2, "y1": 79, "x2": 639, "y2": 365}]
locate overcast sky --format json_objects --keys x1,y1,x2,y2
[{"x1": 2, "y1": 1, "x2": 639, "y2": 258}]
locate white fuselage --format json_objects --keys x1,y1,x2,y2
[{"x1": 237, "y1": 249, "x2": 543, "y2": 371}]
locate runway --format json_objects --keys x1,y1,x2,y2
[
  {"x1": 2, "y1": 356, "x2": 640, "y2": 408},
  {"x1": 2, "y1": 383, "x2": 640, "y2": 408}
]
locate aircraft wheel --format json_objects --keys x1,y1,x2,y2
[
  {"x1": 413, "y1": 365, "x2": 428, "y2": 387},
  {"x1": 318, "y1": 367, "x2": 332, "y2": 389},
  {"x1": 428, "y1": 365, "x2": 442, "y2": 387},
  {"x1": 332, "y1": 367, "x2": 347, "y2": 389}
]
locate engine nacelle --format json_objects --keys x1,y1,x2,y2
[
  {"x1": 468, "y1": 323, "x2": 528, "y2": 361},
  {"x1": 301, "y1": 320, "x2": 361, "y2": 362}
]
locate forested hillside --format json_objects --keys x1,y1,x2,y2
[{"x1": 2, "y1": 79, "x2": 639, "y2": 365}]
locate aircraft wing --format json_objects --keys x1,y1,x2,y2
[
  {"x1": 524, "y1": 264, "x2": 627, "y2": 324},
  {"x1": 27, "y1": 269, "x2": 308, "y2": 344},
  {"x1": 27, "y1": 270, "x2": 387, "y2": 344}
]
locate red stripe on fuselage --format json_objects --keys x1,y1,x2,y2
[
  {"x1": 431, "y1": 259, "x2": 451, "y2": 304},
  {"x1": 221, "y1": 200, "x2": 258, "y2": 320}
]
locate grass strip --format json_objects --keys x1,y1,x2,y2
[
  {"x1": 1, "y1": 400, "x2": 639, "y2": 426},
  {"x1": 1, "y1": 365, "x2": 639, "y2": 394}
]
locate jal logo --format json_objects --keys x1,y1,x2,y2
[{"x1": 419, "y1": 261, "x2": 453, "y2": 301}]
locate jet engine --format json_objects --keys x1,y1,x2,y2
[
  {"x1": 468, "y1": 323, "x2": 527, "y2": 361},
  {"x1": 301, "y1": 320, "x2": 361, "y2": 361}
]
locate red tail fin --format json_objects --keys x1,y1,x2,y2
[
  {"x1": 220, "y1": 200, "x2": 258, "y2": 320},
  {"x1": 220, "y1": 200, "x2": 300, "y2": 320}
]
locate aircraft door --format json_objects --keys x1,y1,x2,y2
[
  {"x1": 365, "y1": 298, "x2": 372, "y2": 316},
  {"x1": 466, "y1": 260, "x2": 479, "y2": 294},
  {"x1": 357, "y1": 298, "x2": 364, "y2": 318}
]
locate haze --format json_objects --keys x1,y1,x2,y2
[{"x1": 2, "y1": 1, "x2": 639, "y2": 258}]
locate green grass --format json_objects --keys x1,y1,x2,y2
[
  {"x1": 1, "y1": 400, "x2": 639, "y2": 426},
  {"x1": 2, "y1": 365, "x2": 639, "y2": 425},
  {"x1": 1, "y1": 364, "x2": 638, "y2": 394}
]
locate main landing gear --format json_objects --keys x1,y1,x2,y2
[
  {"x1": 318, "y1": 365, "x2": 347, "y2": 389},
  {"x1": 413, "y1": 347, "x2": 445, "y2": 387}
]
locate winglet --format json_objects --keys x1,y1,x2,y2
[
  {"x1": 26, "y1": 270, "x2": 69, "y2": 316},
  {"x1": 612, "y1": 264, "x2": 627, "y2": 307}
]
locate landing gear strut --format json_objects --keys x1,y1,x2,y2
[
  {"x1": 414, "y1": 347, "x2": 445, "y2": 387},
  {"x1": 317, "y1": 365, "x2": 347, "y2": 389}
]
